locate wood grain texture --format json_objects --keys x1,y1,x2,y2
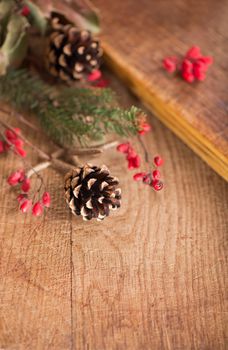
[
  {"x1": 0, "y1": 72, "x2": 228, "y2": 350},
  {"x1": 92, "y1": 0, "x2": 228, "y2": 181}
]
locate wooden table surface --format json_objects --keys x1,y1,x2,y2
[
  {"x1": 92, "y1": 0, "x2": 228, "y2": 181},
  {"x1": 0, "y1": 70, "x2": 227, "y2": 350}
]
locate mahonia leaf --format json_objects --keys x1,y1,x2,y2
[
  {"x1": 0, "y1": 0, "x2": 15, "y2": 45},
  {"x1": 0, "y1": 15, "x2": 29, "y2": 75},
  {"x1": 24, "y1": 0, "x2": 48, "y2": 35}
]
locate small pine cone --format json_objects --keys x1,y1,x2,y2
[
  {"x1": 46, "y1": 12, "x2": 103, "y2": 82},
  {"x1": 64, "y1": 164, "x2": 121, "y2": 221}
]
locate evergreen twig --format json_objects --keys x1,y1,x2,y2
[{"x1": 0, "y1": 69, "x2": 142, "y2": 147}]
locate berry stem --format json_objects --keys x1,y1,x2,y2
[{"x1": 137, "y1": 135, "x2": 149, "y2": 164}]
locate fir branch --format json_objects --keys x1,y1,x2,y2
[{"x1": 0, "y1": 69, "x2": 142, "y2": 147}]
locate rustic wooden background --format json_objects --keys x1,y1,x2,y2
[
  {"x1": 92, "y1": 0, "x2": 228, "y2": 181},
  {"x1": 0, "y1": 69, "x2": 227, "y2": 349}
]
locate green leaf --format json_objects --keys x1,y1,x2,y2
[
  {"x1": 24, "y1": 0, "x2": 48, "y2": 35},
  {"x1": 0, "y1": 0, "x2": 14, "y2": 22},
  {"x1": 0, "y1": 0, "x2": 14, "y2": 45},
  {"x1": 0, "y1": 15, "x2": 29, "y2": 75}
]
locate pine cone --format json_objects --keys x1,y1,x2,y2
[
  {"x1": 64, "y1": 164, "x2": 121, "y2": 221},
  {"x1": 46, "y1": 12, "x2": 102, "y2": 82}
]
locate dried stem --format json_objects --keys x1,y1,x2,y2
[
  {"x1": 26, "y1": 161, "x2": 51, "y2": 178},
  {"x1": 0, "y1": 110, "x2": 117, "y2": 177},
  {"x1": 13, "y1": 112, "x2": 40, "y2": 132},
  {"x1": 66, "y1": 148, "x2": 102, "y2": 156},
  {"x1": 99, "y1": 140, "x2": 118, "y2": 150},
  {"x1": 51, "y1": 158, "x2": 76, "y2": 173}
]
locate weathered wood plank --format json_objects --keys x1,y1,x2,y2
[
  {"x1": 0, "y1": 71, "x2": 227, "y2": 349},
  {"x1": 93, "y1": 0, "x2": 228, "y2": 180}
]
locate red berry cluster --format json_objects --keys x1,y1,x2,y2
[
  {"x1": 7, "y1": 169, "x2": 51, "y2": 216},
  {"x1": 0, "y1": 128, "x2": 26, "y2": 157},
  {"x1": 87, "y1": 70, "x2": 110, "y2": 88},
  {"x1": 163, "y1": 46, "x2": 213, "y2": 83},
  {"x1": 117, "y1": 120, "x2": 151, "y2": 169},
  {"x1": 133, "y1": 156, "x2": 164, "y2": 191},
  {"x1": 19, "y1": 191, "x2": 51, "y2": 216},
  {"x1": 117, "y1": 119, "x2": 164, "y2": 191},
  {"x1": 117, "y1": 142, "x2": 141, "y2": 169},
  {"x1": 1, "y1": 123, "x2": 51, "y2": 217}
]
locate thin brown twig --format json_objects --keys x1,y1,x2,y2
[
  {"x1": 0, "y1": 110, "x2": 117, "y2": 177},
  {"x1": 51, "y1": 158, "x2": 76, "y2": 173},
  {"x1": 137, "y1": 134, "x2": 154, "y2": 183},
  {"x1": 0, "y1": 123, "x2": 72, "y2": 175},
  {"x1": 12, "y1": 111, "x2": 40, "y2": 132},
  {"x1": 0, "y1": 115, "x2": 50, "y2": 161},
  {"x1": 66, "y1": 148, "x2": 102, "y2": 156}
]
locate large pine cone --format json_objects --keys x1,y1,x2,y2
[
  {"x1": 64, "y1": 164, "x2": 121, "y2": 221},
  {"x1": 46, "y1": 12, "x2": 102, "y2": 82}
]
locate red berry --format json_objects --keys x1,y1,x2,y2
[
  {"x1": 133, "y1": 172, "x2": 147, "y2": 181},
  {"x1": 4, "y1": 142, "x2": 11, "y2": 151},
  {"x1": 182, "y1": 59, "x2": 193, "y2": 73},
  {"x1": 195, "y1": 60, "x2": 207, "y2": 71},
  {"x1": 20, "y1": 199, "x2": 32, "y2": 213},
  {"x1": 17, "y1": 194, "x2": 26, "y2": 203},
  {"x1": 154, "y1": 156, "x2": 164, "y2": 167},
  {"x1": 138, "y1": 122, "x2": 151, "y2": 135},
  {"x1": 87, "y1": 70, "x2": 102, "y2": 82},
  {"x1": 7, "y1": 170, "x2": 23, "y2": 186},
  {"x1": 19, "y1": 170, "x2": 25, "y2": 182},
  {"x1": 193, "y1": 61, "x2": 205, "y2": 80},
  {"x1": 21, "y1": 178, "x2": 30, "y2": 192},
  {"x1": 127, "y1": 150, "x2": 137, "y2": 160},
  {"x1": 185, "y1": 46, "x2": 201, "y2": 60},
  {"x1": 152, "y1": 170, "x2": 160, "y2": 179},
  {"x1": 15, "y1": 146, "x2": 27, "y2": 158},
  {"x1": 0, "y1": 140, "x2": 5, "y2": 154},
  {"x1": 117, "y1": 143, "x2": 130, "y2": 153},
  {"x1": 14, "y1": 138, "x2": 24, "y2": 148},
  {"x1": 21, "y1": 5, "x2": 30, "y2": 17},
  {"x1": 133, "y1": 155, "x2": 141, "y2": 168},
  {"x1": 182, "y1": 71, "x2": 195, "y2": 83},
  {"x1": 94, "y1": 79, "x2": 109, "y2": 88},
  {"x1": 5, "y1": 129, "x2": 18, "y2": 143},
  {"x1": 127, "y1": 159, "x2": 134, "y2": 169},
  {"x1": 194, "y1": 69, "x2": 206, "y2": 81},
  {"x1": 163, "y1": 57, "x2": 177, "y2": 73},
  {"x1": 42, "y1": 192, "x2": 51, "y2": 207},
  {"x1": 152, "y1": 179, "x2": 164, "y2": 191},
  {"x1": 198, "y1": 56, "x2": 213, "y2": 67},
  {"x1": 142, "y1": 174, "x2": 151, "y2": 184},
  {"x1": 128, "y1": 155, "x2": 140, "y2": 169},
  {"x1": 32, "y1": 202, "x2": 43, "y2": 216}
]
